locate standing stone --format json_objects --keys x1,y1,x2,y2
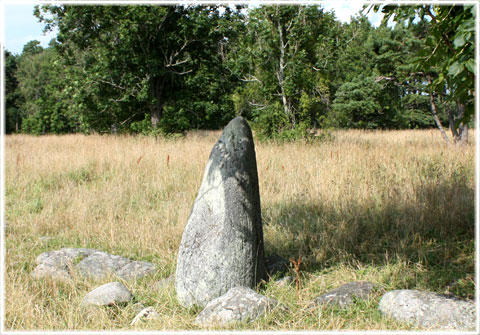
[{"x1": 176, "y1": 116, "x2": 266, "y2": 307}]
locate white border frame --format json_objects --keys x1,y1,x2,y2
[{"x1": 0, "y1": 1, "x2": 478, "y2": 334}]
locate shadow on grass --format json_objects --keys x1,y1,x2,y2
[{"x1": 262, "y1": 178, "x2": 474, "y2": 298}]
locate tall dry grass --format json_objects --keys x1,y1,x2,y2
[{"x1": 3, "y1": 129, "x2": 475, "y2": 330}]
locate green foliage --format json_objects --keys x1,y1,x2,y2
[
  {"x1": 129, "y1": 115, "x2": 156, "y2": 136},
  {"x1": 4, "y1": 50, "x2": 21, "y2": 133},
  {"x1": 15, "y1": 42, "x2": 80, "y2": 134},
  {"x1": 5, "y1": 4, "x2": 472, "y2": 138},
  {"x1": 373, "y1": 4, "x2": 475, "y2": 131},
  {"x1": 34, "y1": 4, "x2": 240, "y2": 134},
  {"x1": 229, "y1": 5, "x2": 340, "y2": 139},
  {"x1": 332, "y1": 76, "x2": 382, "y2": 129}
]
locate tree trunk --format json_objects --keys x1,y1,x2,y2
[
  {"x1": 453, "y1": 102, "x2": 468, "y2": 146},
  {"x1": 150, "y1": 102, "x2": 163, "y2": 129},
  {"x1": 427, "y1": 75, "x2": 450, "y2": 145},
  {"x1": 456, "y1": 124, "x2": 468, "y2": 145},
  {"x1": 276, "y1": 13, "x2": 294, "y2": 128},
  {"x1": 150, "y1": 77, "x2": 165, "y2": 128},
  {"x1": 429, "y1": 91, "x2": 450, "y2": 145}
]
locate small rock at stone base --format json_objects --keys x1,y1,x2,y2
[
  {"x1": 379, "y1": 289, "x2": 475, "y2": 330},
  {"x1": 81, "y1": 282, "x2": 133, "y2": 307},
  {"x1": 265, "y1": 254, "x2": 290, "y2": 277},
  {"x1": 194, "y1": 286, "x2": 278, "y2": 326},
  {"x1": 130, "y1": 307, "x2": 159, "y2": 326},
  {"x1": 274, "y1": 276, "x2": 295, "y2": 287},
  {"x1": 312, "y1": 281, "x2": 375, "y2": 307}
]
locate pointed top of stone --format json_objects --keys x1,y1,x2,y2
[
  {"x1": 206, "y1": 116, "x2": 256, "y2": 184},
  {"x1": 222, "y1": 116, "x2": 252, "y2": 139}
]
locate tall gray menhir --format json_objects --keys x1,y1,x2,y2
[{"x1": 175, "y1": 116, "x2": 266, "y2": 307}]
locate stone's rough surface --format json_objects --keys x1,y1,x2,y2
[
  {"x1": 176, "y1": 116, "x2": 266, "y2": 307},
  {"x1": 31, "y1": 263, "x2": 71, "y2": 280},
  {"x1": 35, "y1": 247, "x2": 98, "y2": 267},
  {"x1": 32, "y1": 248, "x2": 156, "y2": 281},
  {"x1": 115, "y1": 261, "x2": 156, "y2": 281},
  {"x1": 194, "y1": 286, "x2": 277, "y2": 326},
  {"x1": 32, "y1": 247, "x2": 99, "y2": 279},
  {"x1": 265, "y1": 254, "x2": 290, "y2": 277},
  {"x1": 76, "y1": 251, "x2": 131, "y2": 280},
  {"x1": 313, "y1": 281, "x2": 375, "y2": 307},
  {"x1": 379, "y1": 290, "x2": 476, "y2": 330},
  {"x1": 81, "y1": 282, "x2": 133, "y2": 307}
]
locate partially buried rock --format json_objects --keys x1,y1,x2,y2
[
  {"x1": 379, "y1": 289, "x2": 475, "y2": 330},
  {"x1": 31, "y1": 247, "x2": 99, "y2": 280},
  {"x1": 35, "y1": 247, "x2": 98, "y2": 267},
  {"x1": 81, "y1": 282, "x2": 133, "y2": 307},
  {"x1": 32, "y1": 247, "x2": 156, "y2": 281},
  {"x1": 312, "y1": 281, "x2": 375, "y2": 308},
  {"x1": 31, "y1": 263, "x2": 71, "y2": 280},
  {"x1": 195, "y1": 286, "x2": 277, "y2": 326},
  {"x1": 76, "y1": 251, "x2": 131, "y2": 280},
  {"x1": 115, "y1": 261, "x2": 156, "y2": 281},
  {"x1": 176, "y1": 116, "x2": 266, "y2": 307}
]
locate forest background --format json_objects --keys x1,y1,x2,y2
[{"x1": 3, "y1": 3, "x2": 476, "y2": 144}]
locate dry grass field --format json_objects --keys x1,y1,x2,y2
[{"x1": 3, "y1": 129, "x2": 475, "y2": 330}]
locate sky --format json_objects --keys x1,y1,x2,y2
[
  {"x1": 3, "y1": 4, "x2": 58, "y2": 55},
  {"x1": 2, "y1": 2, "x2": 384, "y2": 55}
]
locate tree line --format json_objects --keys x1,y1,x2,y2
[{"x1": 4, "y1": 4, "x2": 475, "y2": 144}]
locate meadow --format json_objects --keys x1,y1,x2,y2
[{"x1": 4, "y1": 129, "x2": 475, "y2": 330}]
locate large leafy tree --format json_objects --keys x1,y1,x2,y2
[
  {"x1": 36, "y1": 5, "x2": 240, "y2": 133},
  {"x1": 232, "y1": 5, "x2": 338, "y2": 138},
  {"x1": 370, "y1": 4, "x2": 475, "y2": 145},
  {"x1": 331, "y1": 15, "x2": 442, "y2": 130},
  {"x1": 15, "y1": 40, "x2": 79, "y2": 134},
  {"x1": 331, "y1": 16, "x2": 382, "y2": 129}
]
